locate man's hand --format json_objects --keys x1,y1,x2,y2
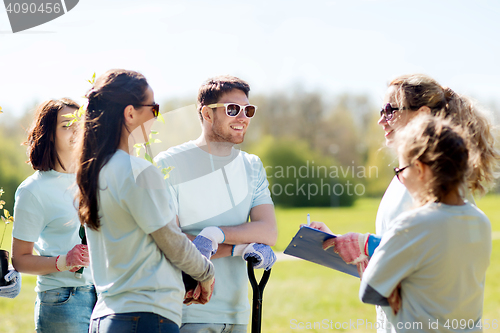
[
  {"x1": 192, "y1": 227, "x2": 225, "y2": 258},
  {"x1": 232, "y1": 243, "x2": 276, "y2": 270}
]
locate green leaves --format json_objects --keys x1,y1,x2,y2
[
  {"x1": 88, "y1": 72, "x2": 96, "y2": 85},
  {"x1": 0, "y1": 188, "x2": 13, "y2": 249},
  {"x1": 2, "y1": 210, "x2": 13, "y2": 223},
  {"x1": 156, "y1": 112, "x2": 165, "y2": 124},
  {"x1": 62, "y1": 72, "x2": 96, "y2": 127},
  {"x1": 62, "y1": 106, "x2": 83, "y2": 127},
  {"x1": 0, "y1": 189, "x2": 12, "y2": 224},
  {"x1": 134, "y1": 131, "x2": 174, "y2": 179},
  {"x1": 0, "y1": 111, "x2": 14, "y2": 248},
  {"x1": 161, "y1": 166, "x2": 174, "y2": 179}
]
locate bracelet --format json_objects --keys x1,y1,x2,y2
[
  {"x1": 55, "y1": 255, "x2": 62, "y2": 272},
  {"x1": 364, "y1": 233, "x2": 370, "y2": 256}
]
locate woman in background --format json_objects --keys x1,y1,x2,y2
[{"x1": 12, "y1": 98, "x2": 96, "y2": 333}]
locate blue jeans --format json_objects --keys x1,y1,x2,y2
[
  {"x1": 90, "y1": 312, "x2": 179, "y2": 333},
  {"x1": 180, "y1": 323, "x2": 247, "y2": 333},
  {"x1": 35, "y1": 285, "x2": 96, "y2": 333}
]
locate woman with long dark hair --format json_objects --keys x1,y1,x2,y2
[
  {"x1": 12, "y1": 98, "x2": 96, "y2": 333},
  {"x1": 76, "y1": 69, "x2": 214, "y2": 333}
]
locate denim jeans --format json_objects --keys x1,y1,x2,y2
[
  {"x1": 90, "y1": 312, "x2": 179, "y2": 333},
  {"x1": 180, "y1": 323, "x2": 247, "y2": 333},
  {"x1": 35, "y1": 285, "x2": 96, "y2": 333}
]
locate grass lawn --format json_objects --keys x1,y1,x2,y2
[{"x1": 1, "y1": 195, "x2": 499, "y2": 332}]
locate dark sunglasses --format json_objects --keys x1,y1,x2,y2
[
  {"x1": 380, "y1": 103, "x2": 405, "y2": 121},
  {"x1": 394, "y1": 164, "x2": 411, "y2": 182},
  {"x1": 207, "y1": 103, "x2": 257, "y2": 118},
  {"x1": 136, "y1": 103, "x2": 160, "y2": 118}
]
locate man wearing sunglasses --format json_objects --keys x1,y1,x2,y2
[{"x1": 155, "y1": 75, "x2": 277, "y2": 333}]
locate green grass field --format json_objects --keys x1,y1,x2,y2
[{"x1": 1, "y1": 195, "x2": 499, "y2": 332}]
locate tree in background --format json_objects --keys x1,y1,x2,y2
[
  {"x1": 1, "y1": 90, "x2": 498, "y2": 212},
  {"x1": 248, "y1": 136, "x2": 358, "y2": 207},
  {"x1": 0, "y1": 110, "x2": 35, "y2": 213}
]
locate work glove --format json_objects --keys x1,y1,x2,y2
[
  {"x1": 0, "y1": 269, "x2": 21, "y2": 299},
  {"x1": 232, "y1": 243, "x2": 276, "y2": 270},
  {"x1": 323, "y1": 232, "x2": 370, "y2": 265},
  {"x1": 184, "y1": 275, "x2": 215, "y2": 306},
  {"x1": 56, "y1": 244, "x2": 89, "y2": 272},
  {"x1": 192, "y1": 226, "x2": 225, "y2": 259}
]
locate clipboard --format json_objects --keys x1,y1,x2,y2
[{"x1": 284, "y1": 226, "x2": 359, "y2": 277}]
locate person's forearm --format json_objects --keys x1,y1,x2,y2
[
  {"x1": 12, "y1": 254, "x2": 58, "y2": 275},
  {"x1": 210, "y1": 243, "x2": 233, "y2": 259},
  {"x1": 184, "y1": 232, "x2": 234, "y2": 259},
  {"x1": 151, "y1": 222, "x2": 214, "y2": 282},
  {"x1": 359, "y1": 280, "x2": 389, "y2": 306},
  {"x1": 219, "y1": 220, "x2": 277, "y2": 246}
]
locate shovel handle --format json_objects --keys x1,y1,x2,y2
[
  {"x1": 75, "y1": 226, "x2": 87, "y2": 278},
  {"x1": 246, "y1": 257, "x2": 271, "y2": 333}
]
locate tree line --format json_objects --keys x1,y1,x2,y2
[{"x1": 1, "y1": 91, "x2": 499, "y2": 211}]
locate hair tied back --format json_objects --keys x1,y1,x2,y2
[{"x1": 443, "y1": 86, "x2": 456, "y2": 102}]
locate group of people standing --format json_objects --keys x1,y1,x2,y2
[
  {"x1": 312, "y1": 74, "x2": 498, "y2": 332},
  {"x1": 0, "y1": 70, "x2": 498, "y2": 333},
  {"x1": 2, "y1": 71, "x2": 277, "y2": 333}
]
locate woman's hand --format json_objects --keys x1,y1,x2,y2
[
  {"x1": 12, "y1": 238, "x2": 88, "y2": 275},
  {"x1": 323, "y1": 233, "x2": 369, "y2": 264},
  {"x1": 57, "y1": 244, "x2": 90, "y2": 272},
  {"x1": 184, "y1": 276, "x2": 215, "y2": 305},
  {"x1": 302, "y1": 221, "x2": 333, "y2": 234},
  {"x1": 388, "y1": 283, "x2": 402, "y2": 315}
]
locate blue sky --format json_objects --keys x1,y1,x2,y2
[{"x1": 1, "y1": 0, "x2": 499, "y2": 118}]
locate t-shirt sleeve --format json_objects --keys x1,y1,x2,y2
[
  {"x1": 250, "y1": 158, "x2": 273, "y2": 208},
  {"x1": 164, "y1": 180, "x2": 179, "y2": 216},
  {"x1": 12, "y1": 188, "x2": 46, "y2": 242},
  {"x1": 362, "y1": 221, "x2": 416, "y2": 297},
  {"x1": 122, "y1": 165, "x2": 175, "y2": 235}
]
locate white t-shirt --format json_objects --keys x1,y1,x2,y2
[
  {"x1": 87, "y1": 150, "x2": 186, "y2": 325},
  {"x1": 374, "y1": 178, "x2": 478, "y2": 333},
  {"x1": 376, "y1": 177, "x2": 414, "y2": 235},
  {"x1": 375, "y1": 177, "x2": 414, "y2": 332},
  {"x1": 363, "y1": 201, "x2": 491, "y2": 333},
  {"x1": 155, "y1": 141, "x2": 274, "y2": 325},
  {"x1": 13, "y1": 170, "x2": 93, "y2": 292}
]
